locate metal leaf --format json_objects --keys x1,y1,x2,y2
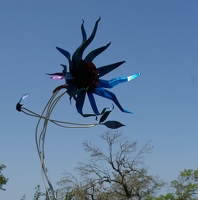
[{"x1": 102, "y1": 121, "x2": 125, "y2": 129}]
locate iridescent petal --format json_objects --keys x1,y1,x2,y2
[
  {"x1": 98, "y1": 73, "x2": 141, "y2": 88},
  {"x1": 87, "y1": 92, "x2": 100, "y2": 115},
  {"x1": 46, "y1": 73, "x2": 64, "y2": 80},
  {"x1": 19, "y1": 93, "x2": 29, "y2": 103},
  {"x1": 17, "y1": 93, "x2": 29, "y2": 111},
  {"x1": 93, "y1": 87, "x2": 132, "y2": 113},
  {"x1": 127, "y1": 72, "x2": 141, "y2": 81}
]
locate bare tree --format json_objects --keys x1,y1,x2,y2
[
  {"x1": 58, "y1": 131, "x2": 165, "y2": 200},
  {"x1": 58, "y1": 173, "x2": 113, "y2": 200}
]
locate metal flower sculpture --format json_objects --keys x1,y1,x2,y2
[
  {"x1": 16, "y1": 18, "x2": 140, "y2": 200},
  {"x1": 48, "y1": 17, "x2": 140, "y2": 117}
]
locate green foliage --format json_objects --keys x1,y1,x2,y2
[
  {"x1": 148, "y1": 169, "x2": 198, "y2": 200},
  {"x1": 170, "y1": 169, "x2": 198, "y2": 199},
  {"x1": 33, "y1": 185, "x2": 45, "y2": 200},
  {"x1": 20, "y1": 195, "x2": 26, "y2": 200},
  {"x1": 63, "y1": 191, "x2": 75, "y2": 200},
  {"x1": 20, "y1": 185, "x2": 46, "y2": 200},
  {"x1": 151, "y1": 193, "x2": 175, "y2": 200},
  {"x1": 0, "y1": 163, "x2": 8, "y2": 191}
]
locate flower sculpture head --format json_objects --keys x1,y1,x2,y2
[{"x1": 48, "y1": 18, "x2": 140, "y2": 117}]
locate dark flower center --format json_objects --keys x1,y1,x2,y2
[{"x1": 73, "y1": 60, "x2": 99, "y2": 91}]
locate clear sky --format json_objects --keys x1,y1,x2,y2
[{"x1": 0, "y1": 1, "x2": 198, "y2": 199}]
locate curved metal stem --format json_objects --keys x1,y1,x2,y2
[{"x1": 21, "y1": 90, "x2": 98, "y2": 200}]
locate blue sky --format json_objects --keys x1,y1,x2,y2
[{"x1": 1, "y1": 1, "x2": 198, "y2": 199}]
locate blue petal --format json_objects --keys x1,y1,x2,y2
[
  {"x1": 19, "y1": 93, "x2": 29, "y2": 103},
  {"x1": 72, "y1": 17, "x2": 101, "y2": 64},
  {"x1": 60, "y1": 64, "x2": 67, "y2": 71},
  {"x1": 98, "y1": 73, "x2": 141, "y2": 88},
  {"x1": 56, "y1": 47, "x2": 71, "y2": 61},
  {"x1": 81, "y1": 20, "x2": 87, "y2": 43},
  {"x1": 93, "y1": 87, "x2": 132, "y2": 113},
  {"x1": 46, "y1": 72, "x2": 63, "y2": 76},
  {"x1": 84, "y1": 42, "x2": 111, "y2": 63},
  {"x1": 76, "y1": 91, "x2": 86, "y2": 115},
  {"x1": 97, "y1": 61, "x2": 125, "y2": 77},
  {"x1": 56, "y1": 47, "x2": 73, "y2": 71},
  {"x1": 98, "y1": 77, "x2": 128, "y2": 88},
  {"x1": 87, "y1": 92, "x2": 100, "y2": 115},
  {"x1": 127, "y1": 73, "x2": 141, "y2": 81}
]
